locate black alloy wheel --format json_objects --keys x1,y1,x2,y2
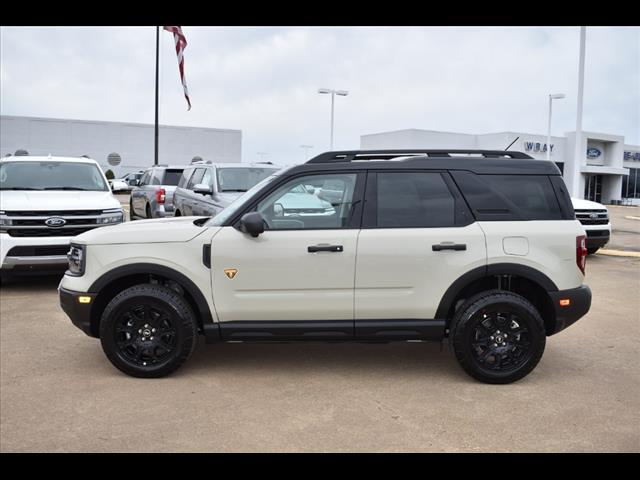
[
  {"x1": 451, "y1": 290, "x2": 546, "y2": 384},
  {"x1": 100, "y1": 284, "x2": 197, "y2": 378}
]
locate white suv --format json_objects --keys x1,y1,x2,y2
[
  {"x1": 58, "y1": 149, "x2": 592, "y2": 384},
  {"x1": 0, "y1": 156, "x2": 124, "y2": 280}
]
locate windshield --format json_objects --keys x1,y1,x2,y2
[
  {"x1": 0, "y1": 161, "x2": 109, "y2": 191},
  {"x1": 216, "y1": 167, "x2": 278, "y2": 192},
  {"x1": 205, "y1": 173, "x2": 281, "y2": 227}
]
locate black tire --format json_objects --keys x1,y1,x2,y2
[
  {"x1": 0, "y1": 272, "x2": 14, "y2": 286},
  {"x1": 99, "y1": 284, "x2": 198, "y2": 378},
  {"x1": 174, "y1": 210, "x2": 181, "y2": 217},
  {"x1": 587, "y1": 247, "x2": 599, "y2": 255},
  {"x1": 146, "y1": 203, "x2": 152, "y2": 219},
  {"x1": 450, "y1": 290, "x2": 546, "y2": 384}
]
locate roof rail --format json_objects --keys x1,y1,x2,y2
[{"x1": 306, "y1": 149, "x2": 533, "y2": 164}]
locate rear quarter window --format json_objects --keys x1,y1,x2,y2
[{"x1": 451, "y1": 171, "x2": 563, "y2": 221}]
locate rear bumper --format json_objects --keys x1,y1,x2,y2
[
  {"x1": 548, "y1": 285, "x2": 592, "y2": 335},
  {"x1": 58, "y1": 286, "x2": 97, "y2": 337}
]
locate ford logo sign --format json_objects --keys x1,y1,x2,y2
[
  {"x1": 586, "y1": 147, "x2": 602, "y2": 159},
  {"x1": 45, "y1": 217, "x2": 66, "y2": 227}
]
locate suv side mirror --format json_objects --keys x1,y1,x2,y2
[
  {"x1": 239, "y1": 212, "x2": 265, "y2": 237},
  {"x1": 193, "y1": 183, "x2": 212, "y2": 195}
]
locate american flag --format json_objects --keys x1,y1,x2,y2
[{"x1": 163, "y1": 26, "x2": 191, "y2": 110}]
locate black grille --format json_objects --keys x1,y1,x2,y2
[
  {"x1": 2, "y1": 210, "x2": 103, "y2": 217},
  {"x1": 10, "y1": 218, "x2": 98, "y2": 226},
  {"x1": 6, "y1": 245, "x2": 70, "y2": 256},
  {"x1": 575, "y1": 209, "x2": 609, "y2": 226},
  {"x1": 7, "y1": 227, "x2": 95, "y2": 237}
]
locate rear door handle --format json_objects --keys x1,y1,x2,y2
[
  {"x1": 308, "y1": 244, "x2": 344, "y2": 253},
  {"x1": 432, "y1": 243, "x2": 467, "y2": 251}
]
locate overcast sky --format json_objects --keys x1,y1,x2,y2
[{"x1": 1, "y1": 26, "x2": 638, "y2": 165}]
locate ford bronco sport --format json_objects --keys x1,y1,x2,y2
[{"x1": 58, "y1": 150, "x2": 592, "y2": 384}]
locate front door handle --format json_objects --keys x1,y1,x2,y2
[
  {"x1": 432, "y1": 243, "x2": 467, "y2": 251},
  {"x1": 308, "y1": 244, "x2": 344, "y2": 253}
]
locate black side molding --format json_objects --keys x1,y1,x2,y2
[{"x1": 202, "y1": 244, "x2": 211, "y2": 268}]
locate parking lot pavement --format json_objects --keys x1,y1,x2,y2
[
  {"x1": 1, "y1": 254, "x2": 638, "y2": 453},
  {"x1": 607, "y1": 205, "x2": 640, "y2": 253}
]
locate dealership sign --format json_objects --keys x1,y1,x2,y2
[
  {"x1": 586, "y1": 147, "x2": 602, "y2": 159},
  {"x1": 624, "y1": 151, "x2": 640, "y2": 161},
  {"x1": 524, "y1": 142, "x2": 554, "y2": 154}
]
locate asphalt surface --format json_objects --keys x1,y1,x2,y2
[
  {"x1": 607, "y1": 205, "x2": 640, "y2": 252},
  {"x1": 1, "y1": 253, "x2": 638, "y2": 452}
]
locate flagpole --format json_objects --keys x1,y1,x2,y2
[{"x1": 154, "y1": 26, "x2": 159, "y2": 166}]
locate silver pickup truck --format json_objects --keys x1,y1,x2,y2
[{"x1": 130, "y1": 166, "x2": 185, "y2": 219}]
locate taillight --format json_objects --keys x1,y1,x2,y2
[
  {"x1": 576, "y1": 235, "x2": 587, "y2": 275},
  {"x1": 156, "y1": 188, "x2": 166, "y2": 204}
]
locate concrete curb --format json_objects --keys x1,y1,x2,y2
[{"x1": 597, "y1": 249, "x2": 640, "y2": 258}]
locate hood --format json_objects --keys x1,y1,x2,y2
[
  {"x1": 73, "y1": 217, "x2": 207, "y2": 245},
  {"x1": 0, "y1": 190, "x2": 121, "y2": 212},
  {"x1": 73, "y1": 216, "x2": 210, "y2": 245},
  {"x1": 571, "y1": 197, "x2": 608, "y2": 210}
]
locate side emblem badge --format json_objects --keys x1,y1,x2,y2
[{"x1": 224, "y1": 268, "x2": 238, "y2": 280}]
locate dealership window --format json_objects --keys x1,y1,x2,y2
[{"x1": 622, "y1": 168, "x2": 639, "y2": 199}]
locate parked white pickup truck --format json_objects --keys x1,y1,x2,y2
[
  {"x1": 0, "y1": 155, "x2": 125, "y2": 280},
  {"x1": 571, "y1": 197, "x2": 611, "y2": 254}
]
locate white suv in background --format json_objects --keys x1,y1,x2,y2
[
  {"x1": 0, "y1": 156, "x2": 125, "y2": 280},
  {"x1": 571, "y1": 198, "x2": 611, "y2": 254}
]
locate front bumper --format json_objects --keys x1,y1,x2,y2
[
  {"x1": 585, "y1": 230, "x2": 610, "y2": 250},
  {"x1": 1, "y1": 234, "x2": 71, "y2": 274},
  {"x1": 58, "y1": 286, "x2": 97, "y2": 337},
  {"x1": 548, "y1": 285, "x2": 592, "y2": 335}
]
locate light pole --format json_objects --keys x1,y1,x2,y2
[
  {"x1": 318, "y1": 88, "x2": 348, "y2": 150},
  {"x1": 300, "y1": 144, "x2": 314, "y2": 161},
  {"x1": 547, "y1": 93, "x2": 566, "y2": 161}
]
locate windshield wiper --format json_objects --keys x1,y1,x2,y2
[
  {"x1": 43, "y1": 187, "x2": 90, "y2": 191},
  {"x1": 0, "y1": 187, "x2": 44, "y2": 190}
]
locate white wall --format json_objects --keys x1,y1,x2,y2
[{"x1": 0, "y1": 115, "x2": 242, "y2": 176}]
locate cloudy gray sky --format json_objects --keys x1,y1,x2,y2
[{"x1": 1, "y1": 26, "x2": 638, "y2": 165}]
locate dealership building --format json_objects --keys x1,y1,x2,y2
[
  {"x1": 0, "y1": 115, "x2": 242, "y2": 177},
  {"x1": 361, "y1": 129, "x2": 640, "y2": 204}
]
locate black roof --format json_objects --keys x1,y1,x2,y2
[{"x1": 293, "y1": 150, "x2": 561, "y2": 175}]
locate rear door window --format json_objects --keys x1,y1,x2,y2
[{"x1": 374, "y1": 172, "x2": 456, "y2": 228}]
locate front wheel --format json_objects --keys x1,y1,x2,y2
[
  {"x1": 99, "y1": 284, "x2": 198, "y2": 378},
  {"x1": 451, "y1": 290, "x2": 546, "y2": 384},
  {"x1": 587, "y1": 247, "x2": 600, "y2": 255}
]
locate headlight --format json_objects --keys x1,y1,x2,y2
[
  {"x1": 67, "y1": 244, "x2": 86, "y2": 276},
  {"x1": 98, "y1": 209, "x2": 124, "y2": 224}
]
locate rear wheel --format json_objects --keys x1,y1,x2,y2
[
  {"x1": 587, "y1": 247, "x2": 599, "y2": 255},
  {"x1": 174, "y1": 210, "x2": 181, "y2": 217},
  {"x1": 99, "y1": 284, "x2": 198, "y2": 378},
  {"x1": 451, "y1": 290, "x2": 546, "y2": 384},
  {"x1": 146, "y1": 203, "x2": 152, "y2": 219}
]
